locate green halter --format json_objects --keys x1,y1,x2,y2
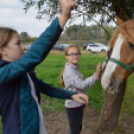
[{"x1": 108, "y1": 58, "x2": 134, "y2": 74}]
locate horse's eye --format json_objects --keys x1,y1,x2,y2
[{"x1": 129, "y1": 43, "x2": 134, "y2": 49}]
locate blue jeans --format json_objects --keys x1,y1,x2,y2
[{"x1": 65, "y1": 105, "x2": 85, "y2": 134}]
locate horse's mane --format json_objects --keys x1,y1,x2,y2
[{"x1": 109, "y1": 19, "x2": 134, "y2": 46}]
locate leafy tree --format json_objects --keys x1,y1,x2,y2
[
  {"x1": 20, "y1": 0, "x2": 134, "y2": 37},
  {"x1": 65, "y1": 28, "x2": 71, "y2": 39},
  {"x1": 62, "y1": 24, "x2": 107, "y2": 40},
  {"x1": 70, "y1": 25, "x2": 79, "y2": 40},
  {"x1": 102, "y1": 25, "x2": 115, "y2": 41},
  {"x1": 87, "y1": 25, "x2": 102, "y2": 39},
  {"x1": 20, "y1": 32, "x2": 29, "y2": 39},
  {"x1": 60, "y1": 33, "x2": 69, "y2": 40},
  {"x1": 21, "y1": 0, "x2": 134, "y2": 21}
]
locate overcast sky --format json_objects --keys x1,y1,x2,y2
[
  {"x1": 0, "y1": 0, "x2": 51, "y2": 37},
  {"x1": 0, "y1": 0, "x2": 98, "y2": 37},
  {"x1": 0, "y1": 0, "x2": 115, "y2": 38}
]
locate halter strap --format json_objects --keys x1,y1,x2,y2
[{"x1": 109, "y1": 58, "x2": 134, "y2": 74}]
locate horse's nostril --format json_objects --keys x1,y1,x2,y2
[{"x1": 108, "y1": 79, "x2": 114, "y2": 90}]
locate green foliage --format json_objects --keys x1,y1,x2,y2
[
  {"x1": 19, "y1": 32, "x2": 29, "y2": 39},
  {"x1": 20, "y1": 32, "x2": 38, "y2": 43},
  {"x1": 20, "y1": 0, "x2": 134, "y2": 21},
  {"x1": 20, "y1": 0, "x2": 134, "y2": 36},
  {"x1": 103, "y1": 25, "x2": 116, "y2": 41},
  {"x1": 21, "y1": 37, "x2": 37, "y2": 44},
  {"x1": 62, "y1": 24, "x2": 106, "y2": 40}
]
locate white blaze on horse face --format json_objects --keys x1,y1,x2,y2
[{"x1": 101, "y1": 34, "x2": 124, "y2": 90}]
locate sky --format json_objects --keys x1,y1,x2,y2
[
  {"x1": 0, "y1": 0, "x2": 115, "y2": 38},
  {"x1": 0, "y1": 0, "x2": 51, "y2": 37},
  {"x1": 0, "y1": 0, "x2": 98, "y2": 37}
]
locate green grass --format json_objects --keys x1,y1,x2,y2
[
  {"x1": 35, "y1": 52, "x2": 106, "y2": 113},
  {"x1": 0, "y1": 51, "x2": 134, "y2": 132},
  {"x1": 35, "y1": 51, "x2": 134, "y2": 114}
]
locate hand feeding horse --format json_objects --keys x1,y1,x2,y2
[{"x1": 99, "y1": 18, "x2": 134, "y2": 133}]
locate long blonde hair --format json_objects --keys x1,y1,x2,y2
[
  {"x1": 59, "y1": 45, "x2": 81, "y2": 88},
  {"x1": 0, "y1": 27, "x2": 17, "y2": 59}
]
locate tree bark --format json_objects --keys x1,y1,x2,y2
[{"x1": 99, "y1": 80, "x2": 126, "y2": 134}]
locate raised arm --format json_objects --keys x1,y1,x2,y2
[
  {"x1": 58, "y1": 0, "x2": 77, "y2": 28},
  {"x1": 0, "y1": 18, "x2": 62, "y2": 82},
  {"x1": 0, "y1": 0, "x2": 76, "y2": 82}
]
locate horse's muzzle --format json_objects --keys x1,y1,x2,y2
[{"x1": 102, "y1": 77, "x2": 122, "y2": 94}]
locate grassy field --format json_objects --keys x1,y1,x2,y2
[
  {"x1": 34, "y1": 51, "x2": 134, "y2": 115},
  {"x1": 0, "y1": 51, "x2": 134, "y2": 133},
  {"x1": 35, "y1": 51, "x2": 106, "y2": 114}
]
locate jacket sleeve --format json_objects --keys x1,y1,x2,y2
[
  {"x1": 63, "y1": 70, "x2": 99, "y2": 90},
  {"x1": 37, "y1": 79, "x2": 76, "y2": 99},
  {"x1": 0, "y1": 18, "x2": 63, "y2": 82}
]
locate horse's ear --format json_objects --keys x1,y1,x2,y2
[{"x1": 115, "y1": 15, "x2": 124, "y2": 26}]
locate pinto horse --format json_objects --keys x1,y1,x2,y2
[{"x1": 100, "y1": 18, "x2": 134, "y2": 133}]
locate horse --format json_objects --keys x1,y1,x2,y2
[
  {"x1": 99, "y1": 18, "x2": 134, "y2": 133},
  {"x1": 102, "y1": 18, "x2": 134, "y2": 94}
]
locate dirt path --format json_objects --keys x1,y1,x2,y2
[{"x1": 44, "y1": 109, "x2": 134, "y2": 134}]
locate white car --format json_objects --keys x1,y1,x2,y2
[{"x1": 86, "y1": 43, "x2": 110, "y2": 52}]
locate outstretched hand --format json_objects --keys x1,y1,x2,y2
[
  {"x1": 96, "y1": 62, "x2": 102, "y2": 78},
  {"x1": 60, "y1": 0, "x2": 77, "y2": 19},
  {"x1": 59, "y1": 0, "x2": 77, "y2": 28},
  {"x1": 71, "y1": 94, "x2": 89, "y2": 104}
]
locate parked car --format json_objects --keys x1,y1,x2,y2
[
  {"x1": 52, "y1": 44, "x2": 63, "y2": 50},
  {"x1": 62, "y1": 44, "x2": 72, "y2": 50},
  {"x1": 86, "y1": 43, "x2": 110, "y2": 52},
  {"x1": 52, "y1": 44, "x2": 72, "y2": 51},
  {"x1": 83, "y1": 42, "x2": 95, "y2": 50},
  {"x1": 24, "y1": 44, "x2": 31, "y2": 51}
]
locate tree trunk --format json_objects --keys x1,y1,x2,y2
[{"x1": 99, "y1": 80, "x2": 126, "y2": 134}]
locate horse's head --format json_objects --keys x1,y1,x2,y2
[{"x1": 101, "y1": 18, "x2": 134, "y2": 94}]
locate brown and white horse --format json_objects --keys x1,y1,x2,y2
[
  {"x1": 101, "y1": 18, "x2": 134, "y2": 94},
  {"x1": 100, "y1": 18, "x2": 134, "y2": 133}
]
